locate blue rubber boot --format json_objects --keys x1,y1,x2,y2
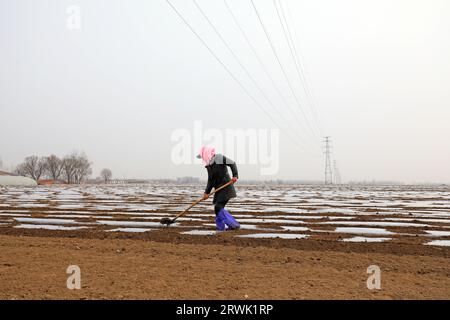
[
  {"x1": 215, "y1": 214, "x2": 226, "y2": 231},
  {"x1": 218, "y1": 208, "x2": 240, "y2": 230}
]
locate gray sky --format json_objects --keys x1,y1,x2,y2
[{"x1": 1, "y1": 0, "x2": 449, "y2": 183}]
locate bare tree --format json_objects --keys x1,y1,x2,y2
[
  {"x1": 72, "y1": 153, "x2": 92, "y2": 184},
  {"x1": 15, "y1": 152, "x2": 92, "y2": 184},
  {"x1": 61, "y1": 154, "x2": 77, "y2": 184},
  {"x1": 15, "y1": 165, "x2": 25, "y2": 176},
  {"x1": 44, "y1": 155, "x2": 63, "y2": 181},
  {"x1": 16, "y1": 156, "x2": 46, "y2": 181},
  {"x1": 100, "y1": 168, "x2": 112, "y2": 183}
]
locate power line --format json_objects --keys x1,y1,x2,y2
[
  {"x1": 273, "y1": 0, "x2": 322, "y2": 138},
  {"x1": 165, "y1": 0, "x2": 310, "y2": 149},
  {"x1": 282, "y1": 0, "x2": 324, "y2": 133},
  {"x1": 250, "y1": 0, "x2": 320, "y2": 144},
  {"x1": 223, "y1": 0, "x2": 318, "y2": 150},
  {"x1": 192, "y1": 0, "x2": 314, "y2": 148}
]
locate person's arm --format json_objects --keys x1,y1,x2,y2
[
  {"x1": 204, "y1": 166, "x2": 213, "y2": 198},
  {"x1": 223, "y1": 155, "x2": 238, "y2": 179}
]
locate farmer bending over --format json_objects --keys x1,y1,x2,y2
[{"x1": 197, "y1": 146, "x2": 240, "y2": 231}]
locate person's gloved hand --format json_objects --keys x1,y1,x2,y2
[{"x1": 231, "y1": 177, "x2": 238, "y2": 183}]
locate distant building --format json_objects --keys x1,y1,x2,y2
[
  {"x1": 37, "y1": 179, "x2": 66, "y2": 185},
  {"x1": 176, "y1": 177, "x2": 200, "y2": 184},
  {"x1": 38, "y1": 179, "x2": 53, "y2": 186},
  {"x1": 0, "y1": 171, "x2": 37, "y2": 186}
]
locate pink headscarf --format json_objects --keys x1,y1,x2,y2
[{"x1": 198, "y1": 146, "x2": 216, "y2": 165}]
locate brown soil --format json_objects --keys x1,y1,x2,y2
[
  {"x1": 0, "y1": 233, "x2": 449, "y2": 300},
  {"x1": 1, "y1": 184, "x2": 449, "y2": 299}
]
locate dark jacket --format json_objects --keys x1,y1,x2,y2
[{"x1": 204, "y1": 154, "x2": 238, "y2": 204}]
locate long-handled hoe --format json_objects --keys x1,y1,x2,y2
[{"x1": 160, "y1": 180, "x2": 235, "y2": 226}]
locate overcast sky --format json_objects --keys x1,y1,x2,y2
[{"x1": 1, "y1": 0, "x2": 449, "y2": 183}]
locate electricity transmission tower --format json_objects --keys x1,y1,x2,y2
[
  {"x1": 333, "y1": 160, "x2": 342, "y2": 184},
  {"x1": 324, "y1": 136, "x2": 333, "y2": 184}
]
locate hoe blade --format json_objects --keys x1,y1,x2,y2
[{"x1": 160, "y1": 217, "x2": 175, "y2": 226}]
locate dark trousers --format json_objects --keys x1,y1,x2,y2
[{"x1": 214, "y1": 199, "x2": 229, "y2": 216}]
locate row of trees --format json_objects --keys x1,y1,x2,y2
[{"x1": 16, "y1": 152, "x2": 93, "y2": 184}]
